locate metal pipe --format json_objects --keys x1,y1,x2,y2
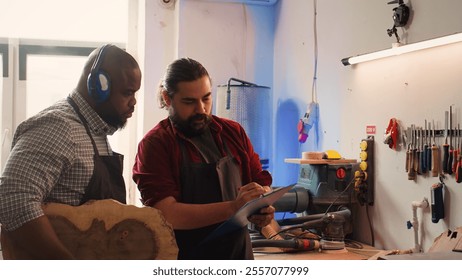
[{"x1": 225, "y1": 78, "x2": 257, "y2": 109}]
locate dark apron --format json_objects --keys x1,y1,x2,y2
[
  {"x1": 67, "y1": 97, "x2": 126, "y2": 204},
  {"x1": 174, "y1": 138, "x2": 253, "y2": 260}
]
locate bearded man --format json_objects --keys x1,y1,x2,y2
[{"x1": 132, "y1": 58, "x2": 273, "y2": 260}]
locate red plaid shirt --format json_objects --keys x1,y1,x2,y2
[{"x1": 133, "y1": 115, "x2": 272, "y2": 206}]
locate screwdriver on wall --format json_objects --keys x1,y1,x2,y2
[
  {"x1": 431, "y1": 120, "x2": 440, "y2": 177},
  {"x1": 426, "y1": 121, "x2": 432, "y2": 175},
  {"x1": 416, "y1": 127, "x2": 422, "y2": 175},
  {"x1": 451, "y1": 126, "x2": 460, "y2": 174},
  {"x1": 442, "y1": 110, "x2": 450, "y2": 174},
  {"x1": 421, "y1": 126, "x2": 428, "y2": 174},
  {"x1": 405, "y1": 126, "x2": 411, "y2": 173},
  {"x1": 448, "y1": 106, "x2": 454, "y2": 175},
  {"x1": 408, "y1": 125, "x2": 416, "y2": 180},
  {"x1": 456, "y1": 124, "x2": 462, "y2": 183}
]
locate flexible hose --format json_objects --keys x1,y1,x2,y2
[
  {"x1": 277, "y1": 206, "x2": 351, "y2": 226},
  {"x1": 252, "y1": 239, "x2": 320, "y2": 251}
]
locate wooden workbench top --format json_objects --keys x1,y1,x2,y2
[{"x1": 254, "y1": 243, "x2": 381, "y2": 260}]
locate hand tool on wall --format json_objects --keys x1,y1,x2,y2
[
  {"x1": 421, "y1": 126, "x2": 427, "y2": 174},
  {"x1": 447, "y1": 106, "x2": 454, "y2": 175},
  {"x1": 426, "y1": 121, "x2": 432, "y2": 175},
  {"x1": 456, "y1": 124, "x2": 462, "y2": 183},
  {"x1": 416, "y1": 127, "x2": 422, "y2": 175},
  {"x1": 431, "y1": 120, "x2": 440, "y2": 177},
  {"x1": 453, "y1": 125, "x2": 459, "y2": 175},
  {"x1": 405, "y1": 126, "x2": 411, "y2": 173},
  {"x1": 408, "y1": 125, "x2": 416, "y2": 180},
  {"x1": 442, "y1": 110, "x2": 450, "y2": 174},
  {"x1": 431, "y1": 181, "x2": 445, "y2": 223},
  {"x1": 384, "y1": 118, "x2": 399, "y2": 150}
]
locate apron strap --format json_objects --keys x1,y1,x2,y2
[{"x1": 67, "y1": 97, "x2": 100, "y2": 156}]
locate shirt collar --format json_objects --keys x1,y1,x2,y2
[{"x1": 69, "y1": 90, "x2": 118, "y2": 136}]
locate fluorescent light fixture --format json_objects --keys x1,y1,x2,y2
[{"x1": 342, "y1": 32, "x2": 462, "y2": 66}]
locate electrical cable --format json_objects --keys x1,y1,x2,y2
[
  {"x1": 311, "y1": 0, "x2": 318, "y2": 104},
  {"x1": 323, "y1": 175, "x2": 355, "y2": 215},
  {"x1": 298, "y1": 0, "x2": 320, "y2": 149},
  {"x1": 365, "y1": 203, "x2": 375, "y2": 247},
  {"x1": 267, "y1": 218, "x2": 325, "y2": 239}
]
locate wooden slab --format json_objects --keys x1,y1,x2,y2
[
  {"x1": 1, "y1": 199, "x2": 178, "y2": 260},
  {"x1": 429, "y1": 227, "x2": 462, "y2": 252}
]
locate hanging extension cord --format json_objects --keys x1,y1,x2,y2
[{"x1": 298, "y1": 0, "x2": 320, "y2": 147}]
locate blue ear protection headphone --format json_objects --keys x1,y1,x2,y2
[{"x1": 87, "y1": 44, "x2": 111, "y2": 104}]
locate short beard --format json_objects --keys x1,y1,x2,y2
[
  {"x1": 103, "y1": 114, "x2": 127, "y2": 130},
  {"x1": 170, "y1": 113, "x2": 212, "y2": 137},
  {"x1": 97, "y1": 103, "x2": 127, "y2": 130}
]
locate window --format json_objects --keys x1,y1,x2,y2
[
  {"x1": 0, "y1": 0, "x2": 140, "y2": 204},
  {"x1": 26, "y1": 54, "x2": 89, "y2": 118},
  {"x1": 0, "y1": 0, "x2": 128, "y2": 42}
]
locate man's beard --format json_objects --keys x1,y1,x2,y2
[
  {"x1": 170, "y1": 113, "x2": 212, "y2": 137},
  {"x1": 97, "y1": 103, "x2": 128, "y2": 130},
  {"x1": 103, "y1": 113, "x2": 127, "y2": 130}
]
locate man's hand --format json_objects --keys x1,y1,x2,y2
[
  {"x1": 248, "y1": 205, "x2": 275, "y2": 228},
  {"x1": 4, "y1": 216, "x2": 75, "y2": 259},
  {"x1": 233, "y1": 182, "x2": 267, "y2": 212},
  {"x1": 247, "y1": 185, "x2": 275, "y2": 228}
]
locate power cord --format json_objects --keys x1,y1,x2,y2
[{"x1": 323, "y1": 174, "x2": 356, "y2": 214}]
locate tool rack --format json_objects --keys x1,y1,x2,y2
[
  {"x1": 404, "y1": 129, "x2": 462, "y2": 139},
  {"x1": 402, "y1": 105, "x2": 462, "y2": 183}
]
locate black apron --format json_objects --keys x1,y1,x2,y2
[
  {"x1": 174, "y1": 137, "x2": 253, "y2": 260},
  {"x1": 67, "y1": 97, "x2": 126, "y2": 204}
]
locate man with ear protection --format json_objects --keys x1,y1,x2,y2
[
  {"x1": 133, "y1": 58, "x2": 274, "y2": 260},
  {"x1": 0, "y1": 44, "x2": 142, "y2": 259}
]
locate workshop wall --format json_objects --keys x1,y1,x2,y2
[
  {"x1": 143, "y1": 0, "x2": 462, "y2": 252},
  {"x1": 273, "y1": 0, "x2": 462, "y2": 251},
  {"x1": 141, "y1": 0, "x2": 275, "y2": 169}
]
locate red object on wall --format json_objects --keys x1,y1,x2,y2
[{"x1": 384, "y1": 118, "x2": 399, "y2": 150}]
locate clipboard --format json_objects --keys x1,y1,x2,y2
[{"x1": 200, "y1": 185, "x2": 293, "y2": 244}]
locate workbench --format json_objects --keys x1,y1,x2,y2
[{"x1": 254, "y1": 242, "x2": 381, "y2": 260}]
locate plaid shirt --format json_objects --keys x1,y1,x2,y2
[
  {"x1": 0, "y1": 90, "x2": 117, "y2": 231},
  {"x1": 133, "y1": 115, "x2": 272, "y2": 207}
]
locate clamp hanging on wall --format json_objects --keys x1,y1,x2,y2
[
  {"x1": 384, "y1": 118, "x2": 400, "y2": 150},
  {"x1": 386, "y1": 0, "x2": 410, "y2": 44},
  {"x1": 431, "y1": 178, "x2": 445, "y2": 223}
]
